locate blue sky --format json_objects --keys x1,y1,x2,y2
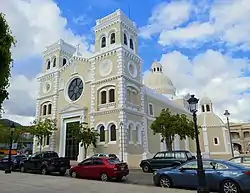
[{"x1": 1, "y1": 0, "x2": 250, "y2": 125}]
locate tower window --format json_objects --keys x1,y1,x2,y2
[
  {"x1": 53, "y1": 58, "x2": 56, "y2": 67},
  {"x1": 202, "y1": 105, "x2": 205, "y2": 112},
  {"x1": 130, "y1": 38, "x2": 134, "y2": 50},
  {"x1": 124, "y1": 33, "x2": 127, "y2": 45},
  {"x1": 101, "y1": 90, "x2": 107, "y2": 104},
  {"x1": 47, "y1": 61, "x2": 51, "y2": 70},
  {"x1": 206, "y1": 104, "x2": 210, "y2": 112},
  {"x1": 101, "y1": 37, "x2": 106, "y2": 48},
  {"x1": 110, "y1": 124, "x2": 116, "y2": 141},
  {"x1": 157, "y1": 67, "x2": 159, "y2": 71},
  {"x1": 43, "y1": 105, "x2": 47, "y2": 116},
  {"x1": 99, "y1": 125, "x2": 105, "y2": 142},
  {"x1": 48, "y1": 104, "x2": 52, "y2": 114},
  {"x1": 110, "y1": 33, "x2": 115, "y2": 44},
  {"x1": 62, "y1": 58, "x2": 67, "y2": 66},
  {"x1": 109, "y1": 88, "x2": 115, "y2": 102},
  {"x1": 214, "y1": 137, "x2": 219, "y2": 145}
]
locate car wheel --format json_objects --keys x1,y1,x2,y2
[
  {"x1": 41, "y1": 167, "x2": 48, "y2": 175},
  {"x1": 100, "y1": 173, "x2": 109, "y2": 181},
  {"x1": 142, "y1": 164, "x2": 151, "y2": 173},
  {"x1": 220, "y1": 180, "x2": 240, "y2": 193},
  {"x1": 159, "y1": 175, "x2": 172, "y2": 188},
  {"x1": 20, "y1": 165, "x2": 25, "y2": 173},
  {"x1": 71, "y1": 171, "x2": 77, "y2": 178}
]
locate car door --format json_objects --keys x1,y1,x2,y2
[
  {"x1": 78, "y1": 158, "x2": 93, "y2": 178},
  {"x1": 91, "y1": 158, "x2": 105, "y2": 179},
  {"x1": 150, "y1": 152, "x2": 166, "y2": 169},
  {"x1": 28, "y1": 153, "x2": 41, "y2": 170},
  {"x1": 0, "y1": 156, "x2": 9, "y2": 169},
  {"x1": 229, "y1": 157, "x2": 242, "y2": 165},
  {"x1": 242, "y1": 157, "x2": 250, "y2": 167},
  {"x1": 174, "y1": 161, "x2": 198, "y2": 187}
]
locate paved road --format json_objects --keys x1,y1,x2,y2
[{"x1": 0, "y1": 171, "x2": 195, "y2": 193}]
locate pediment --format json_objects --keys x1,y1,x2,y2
[{"x1": 60, "y1": 104, "x2": 87, "y2": 114}]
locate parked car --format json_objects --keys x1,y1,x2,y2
[
  {"x1": 229, "y1": 156, "x2": 250, "y2": 167},
  {"x1": 69, "y1": 157, "x2": 129, "y2": 181},
  {"x1": 19, "y1": 151, "x2": 70, "y2": 175},
  {"x1": 0, "y1": 155, "x2": 28, "y2": 171},
  {"x1": 153, "y1": 159, "x2": 250, "y2": 193},
  {"x1": 140, "y1": 150, "x2": 195, "y2": 172},
  {"x1": 91, "y1": 153, "x2": 119, "y2": 160}
]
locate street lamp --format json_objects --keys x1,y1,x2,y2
[
  {"x1": 120, "y1": 122, "x2": 124, "y2": 162},
  {"x1": 188, "y1": 95, "x2": 210, "y2": 193},
  {"x1": 224, "y1": 110, "x2": 234, "y2": 157},
  {"x1": 5, "y1": 122, "x2": 15, "y2": 174}
]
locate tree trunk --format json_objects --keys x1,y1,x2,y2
[
  {"x1": 84, "y1": 145, "x2": 88, "y2": 158},
  {"x1": 165, "y1": 136, "x2": 173, "y2": 151},
  {"x1": 39, "y1": 137, "x2": 42, "y2": 153}
]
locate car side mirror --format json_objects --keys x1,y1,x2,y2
[
  {"x1": 179, "y1": 167, "x2": 185, "y2": 172},
  {"x1": 192, "y1": 156, "x2": 196, "y2": 159}
]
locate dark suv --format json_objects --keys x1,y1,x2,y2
[{"x1": 139, "y1": 150, "x2": 195, "y2": 172}]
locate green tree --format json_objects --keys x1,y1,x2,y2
[
  {"x1": 68, "y1": 122, "x2": 99, "y2": 158},
  {"x1": 29, "y1": 118, "x2": 57, "y2": 152},
  {"x1": 151, "y1": 108, "x2": 195, "y2": 151},
  {"x1": 0, "y1": 13, "x2": 16, "y2": 113}
]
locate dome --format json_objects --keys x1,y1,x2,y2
[
  {"x1": 200, "y1": 97, "x2": 212, "y2": 105},
  {"x1": 197, "y1": 113, "x2": 225, "y2": 127},
  {"x1": 143, "y1": 61, "x2": 176, "y2": 96}
]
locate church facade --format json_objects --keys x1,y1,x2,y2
[{"x1": 33, "y1": 9, "x2": 232, "y2": 167}]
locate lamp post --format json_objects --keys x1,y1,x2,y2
[
  {"x1": 120, "y1": 121, "x2": 124, "y2": 162},
  {"x1": 5, "y1": 122, "x2": 15, "y2": 174},
  {"x1": 224, "y1": 110, "x2": 234, "y2": 158},
  {"x1": 188, "y1": 95, "x2": 210, "y2": 193}
]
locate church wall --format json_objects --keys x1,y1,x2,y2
[
  {"x1": 207, "y1": 126, "x2": 226, "y2": 152},
  {"x1": 147, "y1": 120, "x2": 161, "y2": 154}
]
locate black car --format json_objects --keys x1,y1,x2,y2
[
  {"x1": 139, "y1": 150, "x2": 195, "y2": 172},
  {"x1": 19, "y1": 151, "x2": 70, "y2": 175},
  {"x1": 0, "y1": 154, "x2": 28, "y2": 171}
]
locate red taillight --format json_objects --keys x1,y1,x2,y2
[{"x1": 243, "y1": 171, "x2": 250, "y2": 175}]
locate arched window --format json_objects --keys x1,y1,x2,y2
[
  {"x1": 157, "y1": 67, "x2": 159, "y2": 71},
  {"x1": 53, "y1": 58, "x2": 56, "y2": 67},
  {"x1": 43, "y1": 105, "x2": 47, "y2": 115},
  {"x1": 99, "y1": 125, "x2": 105, "y2": 142},
  {"x1": 62, "y1": 58, "x2": 67, "y2": 66},
  {"x1": 206, "y1": 104, "x2": 210, "y2": 112},
  {"x1": 101, "y1": 90, "x2": 107, "y2": 104},
  {"x1": 46, "y1": 135, "x2": 50, "y2": 145},
  {"x1": 110, "y1": 124, "x2": 116, "y2": 141},
  {"x1": 101, "y1": 37, "x2": 106, "y2": 48},
  {"x1": 109, "y1": 88, "x2": 115, "y2": 102},
  {"x1": 214, "y1": 137, "x2": 219, "y2": 145},
  {"x1": 124, "y1": 33, "x2": 128, "y2": 45},
  {"x1": 110, "y1": 33, "x2": 115, "y2": 44},
  {"x1": 202, "y1": 105, "x2": 205, "y2": 112},
  {"x1": 129, "y1": 38, "x2": 134, "y2": 50},
  {"x1": 47, "y1": 60, "x2": 51, "y2": 70},
  {"x1": 48, "y1": 104, "x2": 52, "y2": 114},
  {"x1": 128, "y1": 124, "x2": 133, "y2": 142},
  {"x1": 136, "y1": 125, "x2": 142, "y2": 144}
]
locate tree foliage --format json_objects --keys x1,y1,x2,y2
[
  {"x1": 151, "y1": 108, "x2": 195, "y2": 151},
  {"x1": 29, "y1": 118, "x2": 57, "y2": 152},
  {"x1": 68, "y1": 122, "x2": 99, "y2": 158},
  {"x1": 0, "y1": 13, "x2": 16, "y2": 113}
]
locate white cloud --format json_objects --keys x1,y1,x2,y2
[
  {"x1": 0, "y1": 0, "x2": 92, "y2": 124},
  {"x1": 0, "y1": 0, "x2": 92, "y2": 60},
  {"x1": 141, "y1": 0, "x2": 250, "y2": 49},
  {"x1": 139, "y1": 1, "x2": 192, "y2": 39},
  {"x1": 156, "y1": 50, "x2": 250, "y2": 122}
]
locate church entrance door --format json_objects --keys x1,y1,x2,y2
[{"x1": 65, "y1": 121, "x2": 80, "y2": 160}]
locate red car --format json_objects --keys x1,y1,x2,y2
[{"x1": 69, "y1": 157, "x2": 129, "y2": 181}]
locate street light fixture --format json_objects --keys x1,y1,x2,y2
[
  {"x1": 188, "y1": 95, "x2": 210, "y2": 193},
  {"x1": 224, "y1": 110, "x2": 234, "y2": 157},
  {"x1": 120, "y1": 121, "x2": 124, "y2": 162},
  {"x1": 5, "y1": 122, "x2": 15, "y2": 174}
]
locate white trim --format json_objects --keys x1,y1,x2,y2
[
  {"x1": 64, "y1": 74, "x2": 85, "y2": 103},
  {"x1": 213, "y1": 137, "x2": 220, "y2": 146},
  {"x1": 95, "y1": 122, "x2": 106, "y2": 130},
  {"x1": 127, "y1": 60, "x2": 138, "y2": 78},
  {"x1": 43, "y1": 81, "x2": 52, "y2": 93},
  {"x1": 126, "y1": 83, "x2": 140, "y2": 92},
  {"x1": 96, "y1": 84, "x2": 116, "y2": 91},
  {"x1": 148, "y1": 103, "x2": 154, "y2": 116}
]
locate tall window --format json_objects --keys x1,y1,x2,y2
[
  {"x1": 110, "y1": 124, "x2": 116, "y2": 141},
  {"x1": 202, "y1": 105, "x2": 205, "y2": 112},
  {"x1": 206, "y1": 104, "x2": 210, "y2": 112},
  {"x1": 214, "y1": 137, "x2": 219, "y2": 145},
  {"x1": 110, "y1": 33, "x2": 115, "y2": 44},
  {"x1": 148, "y1": 104, "x2": 154, "y2": 116},
  {"x1": 43, "y1": 105, "x2": 47, "y2": 115},
  {"x1": 99, "y1": 125, "x2": 105, "y2": 142},
  {"x1": 128, "y1": 124, "x2": 133, "y2": 142},
  {"x1": 48, "y1": 104, "x2": 52, "y2": 114},
  {"x1": 47, "y1": 61, "x2": 51, "y2": 70},
  {"x1": 124, "y1": 33, "x2": 128, "y2": 45},
  {"x1": 101, "y1": 91, "x2": 107, "y2": 104},
  {"x1": 46, "y1": 135, "x2": 50, "y2": 145},
  {"x1": 63, "y1": 58, "x2": 67, "y2": 66},
  {"x1": 130, "y1": 38, "x2": 134, "y2": 50},
  {"x1": 53, "y1": 58, "x2": 56, "y2": 67},
  {"x1": 109, "y1": 88, "x2": 115, "y2": 102},
  {"x1": 101, "y1": 37, "x2": 106, "y2": 48}
]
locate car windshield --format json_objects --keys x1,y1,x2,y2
[{"x1": 107, "y1": 158, "x2": 122, "y2": 164}]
